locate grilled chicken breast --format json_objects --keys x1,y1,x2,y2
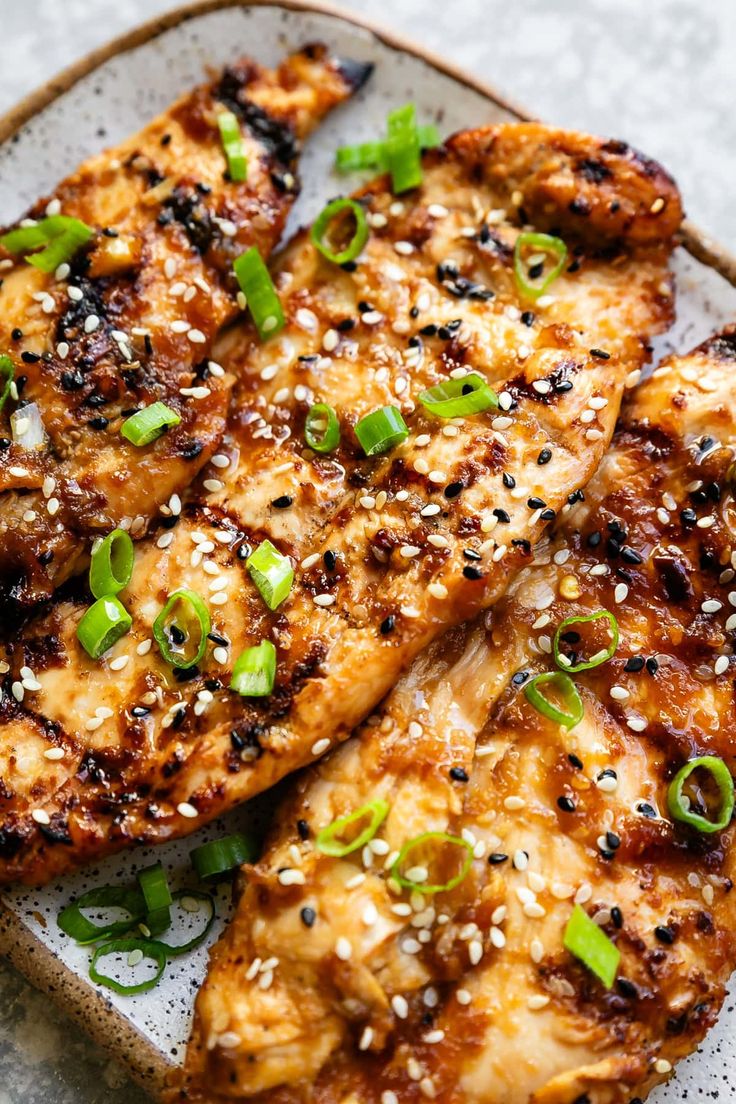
[
  {"x1": 0, "y1": 45, "x2": 369, "y2": 617},
  {"x1": 0, "y1": 123, "x2": 681, "y2": 885},
  {"x1": 179, "y1": 330, "x2": 736, "y2": 1104}
]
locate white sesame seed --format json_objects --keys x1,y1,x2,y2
[
  {"x1": 702, "y1": 599, "x2": 723, "y2": 613},
  {"x1": 31, "y1": 809, "x2": 50, "y2": 825},
  {"x1": 610, "y1": 685, "x2": 630, "y2": 702},
  {"x1": 391, "y1": 995, "x2": 409, "y2": 1019},
  {"x1": 655, "y1": 1059, "x2": 672, "y2": 1074},
  {"x1": 513, "y1": 849, "x2": 529, "y2": 870},
  {"x1": 626, "y1": 714, "x2": 648, "y2": 732},
  {"x1": 108, "y1": 655, "x2": 129, "y2": 671},
  {"x1": 456, "y1": 989, "x2": 472, "y2": 1005},
  {"x1": 614, "y1": 583, "x2": 629, "y2": 604},
  {"x1": 715, "y1": 655, "x2": 730, "y2": 676},
  {"x1": 314, "y1": 594, "x2": 335, "y2": 607},
  {"x1": 278, "y1": 868, "x2": 306, "y2": 887},
  {"x1": 44, "y1": 747, "x2": 65, "y2": 761},
  {"x1": 335, "y1": 937, "x2": 352, "y2": 961},
  {"x1": 68, "y1": 286, "x2": 83, "y2": 302},
  {"x1": 528, "y1": 994, "x2": 550, "y2": 1010},
  {"x1": 177, "y1": 802, "x2": 199, "y2": 819},
  {"x1": 504, "y1": 796, "x2": 526, "y2": 811},
  {"x1": 311, "y1": 738, "x2": 330, "y2": 756},
  {"x1": 84, "y1": 314, "x2": 100, "y2": 334}
]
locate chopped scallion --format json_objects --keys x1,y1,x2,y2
[
  {"x1": 316, "y1": 799, "x2": 389, "y2": 857},
  {"x1": 667, "y1": 755, "x2": 735, "y2": 833},
  {"x1": 418, "y1": 372, "x2": 498, "y2": 418},
  {"x1": 247, "y1": 539, "x2": 293, "y2": 610},
  {"x1": 234, "y1": 246, "x2": 284, "y2": 341},
  {"x1": 120, "y1": 401, "x2": 181, "y2": 446},
  {"x1": 563, "y1": 904, "x2": 620, "y2": 988},
  {"x1": 217, "y1": 109, "x2": 247, "y2": 182},
  {"x1": 77, "y1": 595, "x2": 132, "y2": 659},
  {"x1": 391, "y1": 831, "x2": 473, "y2": 895},
  {"x1": 89, "y1": 529, "x2": 134, "y2": 599},
  {"x1": 305, "y1": 402, "x2": 340, "y2": 453},
  {"x1": 230, "y1": 639, "x2": 276, "y2": 697},
  {"x1": 311, "y1": 197, "x2": 369, "y2": 265},
  {"x1": 524, "y1": 671, "x2": 584, "y2": 729},
  {"x1": 153, "y1": 588, "x2": 211, "y2": 669},
  {"x1": 355, "y1": 405, "x2": 408, "y2": 456}
]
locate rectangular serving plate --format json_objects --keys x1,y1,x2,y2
[{"x1": 1, "y1": 3, "x2": 735, "y2": 1099}]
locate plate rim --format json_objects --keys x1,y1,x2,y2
[{"x1": 0, "y1": 2, "x2": 734, "y2": 1100}]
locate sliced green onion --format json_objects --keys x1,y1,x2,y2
[
  {"x1": 149, "y1": 890, "x2": 216, "y2": 956},
  {"x1": 247, "y1": 539, "x2": 294, "y2": 610},
  {"x1": 316, "y1": 799, "x2": 390, "y2": 857},
  {"x1": 311, "y1": 198, "x2": 369, "y2": 265},
  {"x1": 77, "y1": 596, "x2": 132, "y2": 659},
  {"x1": 524, "y1": 671, "x2": 584, "y2": 729},
  {"x1": 1, "y1": 215, "x2": 93, "y2": 272},
  {"x1": 89, "y1": 937, "x2": 167, "y2": 996},
  {"x1": 305, "y1": 402, "x2": 340, "y2": 453},
  {"x1": 386, "y1": 102, "x2": 422, "y2": 194},
  {"x1": 418, "y1": 373, "x2": 499, "y2": 419},
  {"x1": 153, "y1": 588, "x2": 211, "y2": 669},
  {"x1": 58, "y1": 886, "x2": 146, "y2": 945},
  {"x1": 234, "y1": 246, "x2": 284, "y2": 341},
  {"x1": 230, "y1": 640, "x2": 276, "y2": 697},
  {"x1": 0, "y1": 356, "x2": 14, "y2": 412},
  {"x1": 417, "y1": 123, "x2": 441, "y2": 150},
  {"x1": 563, "y1": 904, "x2": 620, "y2": 989},
  {"x1": 138, "y1": 862, "x2": 173, "y2": 936},
  {"x1": 89, "y1": 529, "x2": 134, "y2": 599},
  {"x1": 390, "y1": 831, "x2": 473, "y2": 895},
  {"x1": 355, "y1": 405, "x2": 408, "y2": 456},
  {"x1": 667, "y1": 756, "x2": 735, "y2": 834},
  {"x1": 514, "y1": 231, "x2": 568, "y2": 299},
  {"x1": 553, "y1": 610, "x2": 619, "y2": 673},
  {"x1": 217, "y1": 109, "x2": 247, "y2": 182},
  {"x1": 120, "y1": 401, "x2": 181, "y2": 446},
  {"x1": 335, "y1": 123, "x2": 440, "y2": 174},
  {"x1": 335, "y1": 140, "x2": 388, "y2": 173},
  {"x1": 191, "y1": 833, "x2": 258, "y2": 881}
]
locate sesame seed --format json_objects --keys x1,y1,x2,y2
[
  {"x1": 456, "y1": 988, "x2": 472, "y2": 1005},
  {"x1": 278, "y1": 868, "x2": 306, "y2": 887},
  {"x1": 702, "y1": 599, "x2": 722, "y2": 613},
  {"x1": 314, "y1": 594, "x2": 335, "y2": 607},
  {"x1": 528, "y1": 994, "x2": 550, "y2": 1010},
  {"x1": 311, "y1": 738, "x2": 330, "y2": 756},
  {"x1": 44, "y1": 747, "x2": 65, "y2": 761},
  {"x1": 504, "y1": 795, "x2": 525, "y2": 811},
  {"x1": 391, "y1": 995, "x2": 409, "y2": 1018},
  {"x1": 335, "y1": 937, "x2": 352, "y2": 961},
  {"x1": 177, "y1": 802, "x2": 199, "y2": 818},
  {"x1": 32, "y1": 809, "x2": 50, "y2": 825},
  {"x1": 655, "y1": 1059, "x2": 672, "y2": 1074}
]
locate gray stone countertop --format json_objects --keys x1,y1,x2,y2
[{"x1": 0, "y1": 1, "x2": 734, "y2": 1101}]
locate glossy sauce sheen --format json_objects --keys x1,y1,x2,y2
[
  {"x1": 0, "y1": 123, "x2": 681, "y2": 885},
  {"x1": 179, "y1": 332, "x2": 736, "y2": 1104},
  {"x1": 0, "y1": 44, "x2": 369, "y2": 615}
]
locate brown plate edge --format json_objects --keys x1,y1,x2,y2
[
  {"x1": 0, "y1": 0, "x2": 735, "y2": 1099},
  {"x1": 0, "y1": 901, "x2": 169, "y2": 1095}
]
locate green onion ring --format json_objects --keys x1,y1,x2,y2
[
  {"x1": 355, "y1": 405, "x2": 409, "y2": 456},
  {"x1": 149, "y1": 890, "x2": 216, "y2": 956},
  {"x1": 553, "y1": 610, "x2": 619, "y2": 673},
  {"x1": 524, "y1": 671, "x2": 584, "y2": 729},
  {"x1": 305, "y1": 402, "x2": 340, "y2": 454},
  {"x1": 513, "y1": 231, "x2": 568, "y2": 299},
  {"x1": 667, "y1": 755, "x2": 735, "y2": 834},
  {"x1": 153, "y1": 588, "x2": 211, "y2": 669},
  {"x1": 563, "y1": 904, "x2": 619, "y2": 988},
  {"x1": 230, "y1": 639, "x2": 277, "y2": 697},
  {"x1": 418, "y1": 372, "x2": 499, "y2": 418},
  {"x1": 120, "y1": 401, "x2": 181, "y2": 447},
  {"x1": 315, "y1": 799, "x2": 390, "y2": 857},
  {"x1": 58, "y1": 886, "x2": 146, "y2": 945},
  {"x1": 77, "y1": 595, "x2": 132, "y2": 660},
  {"x1": 310, "y1": 198, "x2": 369, "y2": 265},
  {"x1": 89, "y1": 528, "x2": 134, "y2": 599},
  {"x1": 390, "y1": 831, "x2": 473, "y2": 895},
  {"x1": 89, "y1": 937, "x2": 167, "y2": 996},
  {"x1": 191, "y1": 833, "x2": 259, "y2": 880}
]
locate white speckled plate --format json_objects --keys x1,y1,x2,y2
[{"x1": 1, "y1": 2, "x2": 736, "y2": 1100}]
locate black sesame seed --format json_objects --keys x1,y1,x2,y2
[
  {"x1": 323, "y1": 550, "x2": 337, "y2": 572},
  {"x1": 502, "y1": 472, "x2": 516, "y2": 489},
  {"x1": 271, "y1": 495, "x2": 293, "y2": 509},
  {"x1": 597, "y1": 768, "x2": 617, "y2": 780},
  {"x1": 488, "y1": 852, "x2": 509, "y2": 864},
  {"x1": 297, "y1": 819, "x2": 310, "y2": 840},
  {"x1": 587, "y1": 531, "x2": 602, "y2": 548},
  {"x1": 493, "y1": 508, "x2": 510, "y2": 523},
  {"x1": 537, "y1": 447, "x2": 552, "y2": 465},
  {"x1": 169, "y1": 625, "x2": 186, "y2": 645},
  {"x1": 88, "y1": 416, "x2": 109, "y2": 430},
  {"x1": 181, "y1": 441, "x2": 204, "y2": 461},
  {"x1": 557, "y1": 795, "x2": 576, "y2": 813},
  {"x1": 605, "y1": 831, "x2": 621, "y2": 850},
  {"x1": 655, "y1": 925, "x2": 674, "y2": 944},
  {"x1": 540, "y1": 508, "x2": 556, "y2": 521},
  {"x1": 11, "y1": 328, "x2": 23, "y2": 341},
  {"x1": 0, "y1": 438, "x2": 12, "y2": 450},
  {"x1": 610, "y1": 906, "x2": 623, "y2": 928},
  {"x1": 589, "y1": 348, "x2": 610, "y2": 360},
  {"x1": 131, "y1": 705, "x2": 151, "y2": 718},
  {"x1": 60, "y1": 369, "x2": 85, "y2": 391},
  {"x1": 568, "y1": 753, "x2": 584, "y2": 770},
  {"x1": 300, "y1": 906, "x2": 316, "y2": 928},
  {"x1": 512, "y1": 670, "x2": 530, "y2": 686},
  {"x1": 637, "y1": 801, "x2": 657, "y2": 819},
  {"x1": 680, "y1": 508, "x2": 697, "y2": 526},
  {"x1": 527, "y1": 497, "x2": 546, "y2": 509},
  {"x1": 616, "y1": 978, "x2": 638, "y2": 999},
  {"x1": 380, "y1": 615, "x2": 395, "y2": 635},
  {"x1": 21, "y1": 351, "x2": 40, "y2": 364},
  {"x1": 444, "y1": 481, "x2": 463, "y2": 499},
  {"x1": 38, "y1": 549, "x2": 54, "y2": 565},
  {"x1": 645, "y1": 657, "x2": 659, "y2": 676},
  {"x1": 621, "y1": 546, "x2": 643, "y2": 565},
  {"x1": 450, "y1": 767, "x2": 469, "y2": 782},
  {"x1": 520, "y1": 311, "x2": 535, "y2": 327},
  {"x1": 463, "y1": 565, "x2": 483, "y2": 580},
  {"x1": 337, "y1": 317, "x2": 355, "y2": 332},
  {"x1": 624, "y1": 656, "x2": 645, "y2": 673},
  {"x1": 420, "y1": 323, "x2": 437, "y2": 336},
  {"x1": 207, "y1": 632, "x2": 229, "y2": 647}
]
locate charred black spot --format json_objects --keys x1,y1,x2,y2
[
  {"x1": 39, "y1": 815, "x2": 73, "y2": 846},
  {"x1": 654, "y1": 555, "x2": 694, "y2": 604},
  {"x1": 162, "y1": 188, "x2": 217, "y2": 254},
  {"x1": 576, "y1": 157, "x2": 613, "y2": 184},
  {"x1": 217, "y1": 69, "x2": 298, "y2": 167}
]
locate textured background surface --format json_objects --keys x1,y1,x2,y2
[{"x1": 0, "y1": 2, "x2": 734, "y2": 1101}]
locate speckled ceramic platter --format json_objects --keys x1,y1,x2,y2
[{"x1": 1, "y1": 2, "x2": 736, "y2": 1101}]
